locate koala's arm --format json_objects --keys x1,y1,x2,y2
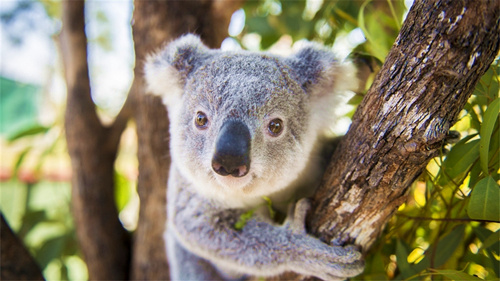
[{"x1": 169, "y1": 170, "x2": 364, "y2": 280}]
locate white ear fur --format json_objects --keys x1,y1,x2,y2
[
  {"x1": 143, "y1": 34, "x2": 209, "y2": 107},
  {"x1": 144, "y1": 55, "x2": 184, "y2": 107}
]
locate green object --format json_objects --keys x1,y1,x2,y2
[
  {"x1": 0, "y1": 76, "x2": 41, "y2": 136},
  {"x1": 468, "y1": 176, "x2": 500, "y2": 221}
]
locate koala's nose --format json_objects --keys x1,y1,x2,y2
[{"x1": 212, "y1": 120, "x2": 251, "y2": 178}]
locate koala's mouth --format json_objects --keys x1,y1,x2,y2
[
  {"x1": 212, "y1": 162, "x2": 248, "y2": 177},
  {"x1": 212, "y1": 170, "x2": 254, "y2": 191}
]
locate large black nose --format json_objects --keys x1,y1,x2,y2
[{"x1": 212, "y1": 120, "x2": 251, "y2": 177}]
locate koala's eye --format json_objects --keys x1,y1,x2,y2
[
  {"x1": 195, "y1": 111, "x2": 209, "y2": 129},
  {"x1": 268, "y1": 118, "x2": 283, "y2": 136}
]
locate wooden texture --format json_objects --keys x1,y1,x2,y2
[
  {"x1": 61, "y1": 1, "x2": 132, "y2": 280},
  {"x1": 60, "y1": 0, "x2": 240, "y2": 279},
  {"x1": 308, "y1": 0, "x2": 500, "y2": 251},
  {"x1": 130, "y1": 1, "x2": 242, "y2": 279},
  {"x1": 0, "y1": 214, "x2": 44, "y2": 281}
]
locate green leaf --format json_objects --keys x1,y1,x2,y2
[
  {"x1": 347, "y1": 94, "x2": 365, "y2": 105},
  {"x1": 468, "y1": 161, "x2": 482, "y2": 190},
  {"x1": 481, "y1": 230, "x2": 500, "y2": 255},
  {"x1": 439, "y1": 137, "x2": 480, "y2": 185},
  {"x1": 470, "y1": 228, "x2": 500, "y2": 278},
  {"x1": 413, "y1": 225, "x2": 465, "y2": 272},
  {"x1": 479, "y1": 98, "x2": 499, "y2": 174},
  {"x1": 395, "y1": 239, "x2": 417, "y2": 279},
  {"x1": 35, "y1": 234, "x2": 67, "y2": 269},
  {"x1": 431, "y1": 269, "x2": 483, "y2": 281},
  {"x1": 18, "y1": 209, "x2": 47, "y2": 239},
  {"x1": 114, "y1": 171, "x2": 132, "y2": 212},
  {"x1": 13, "y1": 147, "x2": 31, "y2": 175},
  {"x1": 7, "y1": 124, "x2": 49, "y2": 142},
  {"x1": 262, "y1": 196, "x2": 276, "y2": 220},
  {"x1": 468, "y1": 176, "x2": 500, "y2": 221},
  {"x1": 234, "y1": 209, "x2": 254, "y2": 230}
]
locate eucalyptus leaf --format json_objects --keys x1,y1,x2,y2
[
  {"x1": 431, "y1": 269, "x2": 482, "y2": 281},
  {"x1": 114, "y1": 171, "x2": 132, "y2": 212},
  {"x1": 234, "y1": 209, "x2": 254, "y2": 230},
  {"x1": 480, "y1": 230, "x2": 500, "y2": 255},
  {"x1": 413, "y1": 225, "x2": 465, "y2": 272},
  {"x1": 467, "y1": 176, "x2": 500, "y2": 221},
  {"x1": 439, "y1": 137, "x2": 479, "y2": 185},
  {"x1": 7, "y1": 124, "x2": 49, "y2": 142},
  {"x1": 35, "y1": 234, "x2": 68, "y2": 269},
  {"x1": 479, "y1": 98, "x2": 499, "y2": 173},
  {"x1": 395, "y1": 239, "x2": 417, "y2": 279}
]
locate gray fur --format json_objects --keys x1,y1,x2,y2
[{"x1": 145, "y1": 34, "x2": 363, "y2": 280}]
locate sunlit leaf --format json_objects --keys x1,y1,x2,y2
[
  {"x1": 467, "y1": 176, "x2": 500, "y2": 221},
  {"x1": 479, "y1": 98, "x2": 499, "y2": 174},
  {"x1": 431, "y1": 269, "x2": 482, "y2": 280},
  {"x1": 413, "y1": 225, "x2": 465, "y2": 272},
  {"x1": 18, "y1": 209, "x2": 47, "y2": 239},
  {"x1": 234, "y1": 209, "x2": 254, "y2": 230},
  {"x1": 7, "y1": 124, "x2": 49, "y2": 142},
  {"x1": 114, "y1": 171, "x2": 132, "y2": 212},
  {"x1": 439, "y1": 137, "x2": 479, "y2": 185},
  {"x1": 13, "y1": 147, "x2": 31, "y2": 174},
  {"x1": 35, "y1": 234, "x2": 68, "y2": 269},
  {"x1": 472, "y1": 227, "x2": 500, "y2": 278},
  {"x1": 262, "y1": 196, "x2": 275, "y2": 220}
]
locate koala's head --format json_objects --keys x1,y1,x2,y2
[{"x1": 145, "y1": 34, "x2": 355, "y2": 207}]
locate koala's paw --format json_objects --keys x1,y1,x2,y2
[
  {"x1": 284, "y1": 198, "x2": 311, "y2": 235},
  {"x1": 305, "y1": 243, "x2": 364, "y2": 281},
  {"x1": 283, "y1": 199, "x2": 365, "y2": 280}
]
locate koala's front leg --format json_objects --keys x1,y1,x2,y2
[
  {"x1": 284, "y1": 199, "x2": 364, "y2": 280},
  {"x1": 166, "y1": 230, "x2": 229, "y2": 280},
  {"x1": 170, "y1": 183, "x2": 364, "y2": 280}
]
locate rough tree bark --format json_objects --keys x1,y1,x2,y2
[
  {"x1": 60, "y1": 1, "x2": 132, "y2": 280},
  {"x1": 130, "y1": 1, "x2": 242, "y2": 279},
  {"x1": 308, "y1": 0, "x2": 499, "y2": 250},
  {"x1": 0, "y1": 214, "x2": 44, "y2": 280},
  {"x1": 57, "y1": 0, "x2": 241, "y2": 280}
]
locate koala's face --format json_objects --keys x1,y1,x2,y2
[
  {"x1": 145, "y1": 35, "x2": 354, "y2": 207},
  {"x1": 170, "y1": 54, "x2": 317, "y2": 206}
]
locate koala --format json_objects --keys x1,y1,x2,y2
[{"x1": 144, "y1": 34, "x2": 364, "y2": 281}]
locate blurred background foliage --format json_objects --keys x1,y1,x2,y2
[{"x1": 0, "y1": 0, "x2": 498, "y2": 280}]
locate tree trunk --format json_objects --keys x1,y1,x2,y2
[
  {"x1": 309, "y1": 0, "x2": 499, "y2": 250},
  {"x1": 60, "y1": 0, "x2": 241, "y2": 280},
  {"x1": 0, "y1": 214, "x2": 44, "y2": 281},
  {"x1": 130, "y1": 1, "x2": 242, "y2": 279},
  {"x1": 60, "y1": 1, "x2": 132, "y2": 280}
]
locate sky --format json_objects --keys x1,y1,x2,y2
[{"x1": 0, "y1": 0, "x2": 135, "y2": 116}]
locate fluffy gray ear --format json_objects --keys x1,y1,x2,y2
[
  {"x1": 286, "y1": 43, "x2": 356, "y2": 97},
  {"x1": 286, "y1": 43, "x2": 357, "y2": 131},
  {"x1": 144, "y1": 34, "x2": 210, "y2": 104}
]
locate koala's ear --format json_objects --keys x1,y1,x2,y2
[
  {"x1": 144, "y1": 34, "x2": 210, "y2": 104},
  {"x1": 286, "y1": 43, "x2": 357, "y2": 97}
]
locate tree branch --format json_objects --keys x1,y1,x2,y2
[
  {"x1": 130, "y1": 1, "x2": 243, "y2": 279},
  {"x1": 0, "y1": 214, "x2": 44, "y2": 281},
  {"x1": 60, "y1": 1, "x2": 130, "y2": 279},
  {"x1": 309, "y1": 0, "x2": 499, "y2": 250}
]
